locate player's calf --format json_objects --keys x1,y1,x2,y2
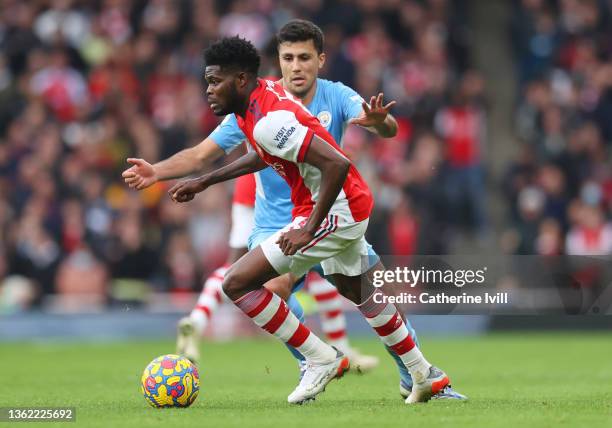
[
  {"x1": 333, "y1": 270, "x2": 452, "y2": 404},
  {"x1": 357, "y1": 292, "x2": 450, "y2": 403},
  {"x1": 224, "y1": 247, "x2": 347, "y2": 403}
]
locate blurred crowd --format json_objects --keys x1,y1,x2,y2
[
  {"x1": 505, "y1": 0, "x2": 612, "y2": 257},
  {"x1": 0, "y1": 0, "x2": 485, "y2": 312}
]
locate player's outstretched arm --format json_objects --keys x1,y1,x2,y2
[
  {"x1": 276, "y1": 135, "x2": 350, "y2": 255},
  {"x1": 168, "y1": 151, "x2": 266, "y2": 203},
  {"x1": 122, "y1": 137, "x2": 225, "y2": 190},
  {"x1": 349, "y1": 92, "x2": 398, "y2": 138}
]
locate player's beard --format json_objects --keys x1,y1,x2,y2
[
  {"x1": 289, "y1": 80, "x2": 312, "y2": 99},
  {"x1": 215, "y1": 84, "x2": 241, "y2": 116}
]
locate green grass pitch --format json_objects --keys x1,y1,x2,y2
[{"x1": 1, "y1": 333, "x2": 611, "y2": 427}]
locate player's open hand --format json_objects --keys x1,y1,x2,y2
[
  {"x1": 168, "y1": 177, "x2": 209, "y2": 203},
  {"x1": 276, "y1": 228, "x2": 315, "y2": 256},
  {"x1": 349, "y1": 92, "x2": 396, "y2": 128},
  {"x1": 122, "y1": 158, "x2": 158, "y2": 190}
]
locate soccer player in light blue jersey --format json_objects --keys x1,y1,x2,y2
[{"x1": 123, "y1": 19, "x2": 466, "y2": 401}]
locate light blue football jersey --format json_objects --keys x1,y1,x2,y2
[{"x1": 210, "y1": 78, "x2": 364, "y2": 238}]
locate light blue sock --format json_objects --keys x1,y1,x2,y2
[
  {"x1": 385, "y1": 318, "x2": 420, "y2": 389},
  {"x1": 285, "y1": 293, "x2": 306, "y2": 362}
]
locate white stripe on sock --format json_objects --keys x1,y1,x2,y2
[
  {"x1": 364, "y1": 311, "x2": 395, "y2": 328},
  {"x1": 275, "y1": 312, "x2": 300, "y2": 342},
  {"x1": 321, "y1": 315, "x2": 346, "y2": 332},
  {"x1": 297, "y1": 334, "x2": 337, "y2": 364},
  {"x1": 384, "y1": 326, "x2": 409, "y2": 347},
  {"x1": 251, "y1": 294, "x2": 283, "y2": 326},
  {"x1": 309, "y1": 278, "x2": 338, "y2": 295},
  {"x1": 316, "y1": 300, "x2": 342, "y2": 312}
]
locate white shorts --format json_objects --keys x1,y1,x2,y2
[
  {"x1": 260, "y1": 215, "x2": 370, "y2": 278},
  {"x1": 229, "y1": 203, "x2": 255, "y2": 249}
]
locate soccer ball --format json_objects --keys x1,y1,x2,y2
[{"x1": 141, "y1": 354, "x2": 200, "y2": 408}]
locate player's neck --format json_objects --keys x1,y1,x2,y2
[
  {"x1": 299, "y1": 79, "x2": 318, "y2": 107},
  {"x1": 235, "y1": 79, "x2": 260, "y2": 118}
]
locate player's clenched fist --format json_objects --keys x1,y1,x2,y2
[
  {"x1": 122, "y1": 158, "x2": 158, "y2": 190},
  {"x1": 276, "y1": 228, "x2": 315, "y2": 255},
  {"x1": 168, "y1": 177, "x2": 209, "y2": 203}
]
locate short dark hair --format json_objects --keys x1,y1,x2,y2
[
  {"x1": 277, "y1": 19, "x2": 324, "y2": 54},
  {"x1": 204, "y1": 36, "x2": 260, "y2": 75}
]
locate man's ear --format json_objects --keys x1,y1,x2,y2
[
  {"x1": 318, "y1": 53, "x2": 326, "y2": 69},
  {"x1": 236, "y1": 71, "x2": 248, "y2": 88}
]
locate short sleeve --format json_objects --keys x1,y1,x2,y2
[
  {"x1": 209, "y1": 114, "x2": 247, "y2": 154},
  {"x1": 334, "y1": 81, "x2": 365, "y2": 122},
  {"x1": 253, "y1": 110, "x2": 313, "y2": 162}
]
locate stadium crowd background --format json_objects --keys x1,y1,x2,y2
[{"x1": 0, "y1": 0, "x2": 611, "y2": 312}]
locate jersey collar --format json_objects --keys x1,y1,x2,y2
[
  {"x1": 236, "y1": 79, "x2": 267, "y2": 127},
  {"x1": 304, "y1": 78, "x2": 320, "y2": 109}
]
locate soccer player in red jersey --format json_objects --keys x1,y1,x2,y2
[{"x1": 168, "y1": 36, "x2": 450, "y2": 405}]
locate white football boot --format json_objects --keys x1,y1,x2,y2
[
  {"x1": 287, "y1": 349, "x2": 350, "y2": 404},
  {"x1": 176, "y1": 316, "x2": 200, "y2": 364},
  {"x1": 405, "y1": 366, "x2": 450, "y2": 404}
]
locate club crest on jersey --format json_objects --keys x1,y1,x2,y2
[
  {"x1": 317, "y1": 111, "x2": 332, "y2": 128},
  {"x1": 274, "y1": 126, "x2": 296, "y2": 149}
]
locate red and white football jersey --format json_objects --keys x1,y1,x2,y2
[{"x1": 235, "y1": 79, "x2": 373, "y2": 223}]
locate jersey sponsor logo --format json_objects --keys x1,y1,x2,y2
[
  {"x1": 317, "y1": 111, "x2": 332, "y2": 128},
  {"x1": 274, "y1": 126, "x2": 296, "y2": 149}
]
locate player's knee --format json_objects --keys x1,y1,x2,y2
[
  {"x1": 332, "y1": 274, "x2": 362, "y2": 304},
  {"x1": 222, "y1": 267, "x2": 247, "y2": 301}
]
